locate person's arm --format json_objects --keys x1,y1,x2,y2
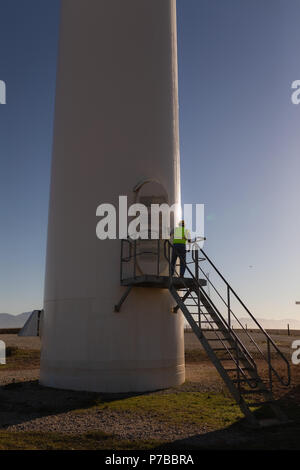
[{"x1": 185, "y1": 229, "x2": 192, "y2": 243}]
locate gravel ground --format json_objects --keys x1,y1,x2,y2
[
  {"x1": 0, "y1": 334, "x2": 40, "y2": 351},
  {"x1": 5, "y1": 409, "x2": 208, "y2": 441},
  {"x1": 0, "y1": 332, "x2": 299, "y2": 445},
  {"x1": 0, "y1": 369, "x2": 39, "y2": 386}
]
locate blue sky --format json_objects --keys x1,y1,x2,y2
[{"x1": 0, "y1": 0, "x2": 299, "y2": 319}]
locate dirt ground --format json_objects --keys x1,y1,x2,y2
[{"x1": 0, "y1": 331, "x2": 299, "y2": 450}]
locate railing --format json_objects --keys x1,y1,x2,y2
[
  {"x1": 163, "y1": 240, "x2": 259, "y2": 373},
  {"x1": 189, "y1": 242, "x2": 291, "y2": 388},
  {"x1": 120, "y1": 238, "x2": 291, "y2": 389},
  {"x1": 120, "y1": 238, "x2": 165, "y2": 282}
]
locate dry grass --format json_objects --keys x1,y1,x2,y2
[{"x1": 1, "y1": 347, "x2": 40, "y2": 371}]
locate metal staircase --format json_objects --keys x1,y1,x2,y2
[
  {"x1": 118, "y1": 238, "x2": 291, "y2": 426},
  {"x1": 164, "y1": 241, "x2": 291, "y2": 426}
]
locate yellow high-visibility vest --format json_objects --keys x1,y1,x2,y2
[{"x1": 173, "y1": 226, "x2": 190, "y2": 245}]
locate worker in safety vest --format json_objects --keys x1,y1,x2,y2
[{"x1": 171, "y1": 220, "x2": 191, "y2": 277}]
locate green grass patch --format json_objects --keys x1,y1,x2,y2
[
  {"x1": 74, "y1": 392, "x2": 244, "y2": 428},
  {"x1": 0, "y1": 431, "x2": 165, "y2": 450}
]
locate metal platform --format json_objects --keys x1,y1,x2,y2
[{"x1": 121, "y1": 275, "x2": 207, "y2": 289}]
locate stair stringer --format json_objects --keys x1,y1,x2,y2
[{"x1": 169, "y1": 284, "x2": 258, "y2": 425}]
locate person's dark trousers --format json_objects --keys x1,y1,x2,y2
[{"x1": 171, "y1": 244, "x2": 186, "y2": 277}]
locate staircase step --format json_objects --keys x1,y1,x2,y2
[
  {"x1": 213, "y1": 347, "x2": 237, "y2": 352},
  {"x1": 240, "y1": 389, "x2": 269, "y2": 395},
  {"x1": 210, "y1": 329, "x2": 230, "y2": 332},
  {"x1": 207, "y1": 337, "x2": 231, "y2": 342},
  {"x1": 218, "y1": 356, "x2": 248, "y2": 362},
  {"x1": 232, "y1": 378, "x2": 258, "y2": 385},
  {"x1": 225, "y1": 367, "x2": 254, "y2": 373},
  {"x1": 247, "y1": 401, "x2": 274, "y2": 407},
  {"x1": 257, "y1": 418, "x2": 283, "y2": 428}
]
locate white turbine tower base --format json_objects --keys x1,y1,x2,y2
[{"x1": 40, "y1": 0, "x2": 184, "y2": 392}]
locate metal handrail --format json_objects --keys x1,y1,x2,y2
[
  {"x1": 121, "y1": 238, "x2": 291, "y2": 388},
  {"x1": 121, "y1": 238, "x2": 163, "y2": 280},
  {"x1": 164, "y1": 241, "x2": 258, "y2": 369},
  {"x1": 163, "y1": 242, "x2": 260, "y2": 387},
  {"x1": 191, "y1": 245, "x2": 291, "y2": 387},
  {"x1": 192, "y1": 251, "x2": 268, "y2": 357}
]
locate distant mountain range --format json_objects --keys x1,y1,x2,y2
[
  {"x1": 0, "y1": 312, "x2": 32, "y2": 329},
  {"x1": 1, "y1": 312, "x2": 300, "y2": 330}
]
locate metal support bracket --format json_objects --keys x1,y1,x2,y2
[
  {"x1": 172, "y1": 288, "x2": 192, "y2": 313},
  {"x1": 114, "y1": 287, "x2": 133, "y2": 313}
]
